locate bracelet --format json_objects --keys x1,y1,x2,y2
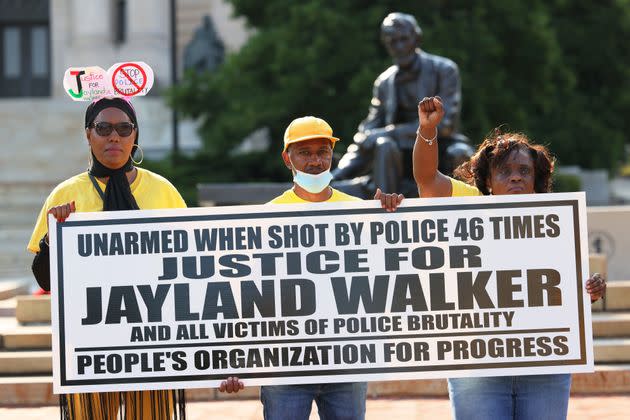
[{"x1": 417, "y1": 127, "x2": 438, "y2": 145}]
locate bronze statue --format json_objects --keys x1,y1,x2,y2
[{"x1": 332, "y1": 12, "x2": 473, "y2": 198}]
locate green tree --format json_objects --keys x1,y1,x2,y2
[
  {"x1": 545, "y1": 0, "x2": 630, "y2": 168},
  {"x1": 171, "y1": 0, "x2": 390, "y2": 159},
  {"x1": 166, "y1": 0, "x2": 630, "y2": 202}
]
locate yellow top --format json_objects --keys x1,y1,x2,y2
[
  {"x1": 28, "y1": 168, "x2": 186, "y2": 253},
  {"x1": 450, "y1": 178, "x2": 483, "y2": 197},
  {"x1": 269, "y1": 187, "x2": 361, "y2": 204}
]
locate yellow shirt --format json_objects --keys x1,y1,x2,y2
[
  {"x1": 451, "y1": 178, "x2": 483, "y2": 197},
  {"x1": 28, "y1": 168, "x2": 186, "y2": 253},
  {"x1": 269, "y1": 187, "x2": 362, "y2": 204}
]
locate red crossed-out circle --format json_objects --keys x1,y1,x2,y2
[{"x1": 111, "y1": 62, "x2": 147, "y2": 96}]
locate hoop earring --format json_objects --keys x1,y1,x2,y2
[
  {"x1": 131, "y1": 144, "x2": 144, "y2": 165},
  {"x1": 87, "y1": 147, "x2": 93, "y2": 169}
]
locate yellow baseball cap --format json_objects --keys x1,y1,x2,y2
[{"x1": 283, "y1": 116, "x2": 339, "y2": 152}]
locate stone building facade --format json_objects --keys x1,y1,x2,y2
[{"x1": 0, "y1": 0, "x2": 250, "y2": 279}]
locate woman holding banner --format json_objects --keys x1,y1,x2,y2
[
  {"x1": 412, "y1": 96, "x2": 606, "y2": 420},
  {"x1": 27, "y1": 96, "x2": 243, "y2": 419}
]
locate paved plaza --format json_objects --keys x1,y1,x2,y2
[{"x1": 0, "y1": 395, "x2": 629, "y2": 419}]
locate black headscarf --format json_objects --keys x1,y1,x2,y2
[{"x1": 85, "y1": 97, "x2": 140, "y2": 211}]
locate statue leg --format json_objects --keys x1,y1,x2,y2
[
  {"x1": 331, "y1": 143, "x2": 373, "y2": 199},
  {"x1": 373, "y1": 137, "x2": 402, "y2": 193},
  {"x1": 331, "y1": 176, "x2": 371, "y2": 199},
  {"x1": 438, "y1": 134, "x2": 474, "y2": 176},
  {"x1": 333, "y1": 143, "x2": 370, "y2": 180}
]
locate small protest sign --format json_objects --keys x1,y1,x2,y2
[
  {"x1": 109, "y1": 62, "x2": 153, "y2": 97},
  {"x1": 63, "y1": 62, "x2": 154, "y2": 101},
  {"x1": 63, "y1": 66, "x2": 110, "y2": 101}
]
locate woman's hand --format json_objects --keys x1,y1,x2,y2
[
  {"x1": 586, "y1": 273, "x2": 606, "y2": 303},
  {"x1": 219, "y1": 376, "x2": 244, "y2": 393},
  {"x1": 48, "y1": 201, "x2": 76, "y2": 223},
  {"x1": 45, "y1": 201, "x2": 76, "y2": 241},
  {"x1": 418, "y1": 96, "x2": 445, "y2": 132},
  {"x1": 374, "y1": 188, "x2": 404, "y2": 212}
]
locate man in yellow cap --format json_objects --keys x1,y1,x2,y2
[
  {"x1": 261, "y1": 116, "x2": 403, "y2": 419},
  {"x1": 270, "y1": 116, "x2": 403, "y2": 207}
]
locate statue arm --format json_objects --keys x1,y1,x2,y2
[
  {"x1": 357, "y1": 74, "x2": 425, "y2": 146},
  {"x1": 334, "y1": 78, "x2": 389, "y2": 180},
  {"x1": 350, "y1": 78, "x2": 399, "y2": 151},
  {"x1": 358, "y1": 79, "x2": 388, "y2": 133}
]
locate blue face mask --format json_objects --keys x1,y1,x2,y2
[{"x1": 293, "y1": 168, "x2": 333, "y2": 193}]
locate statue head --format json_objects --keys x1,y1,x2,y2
[{"x1": 380, "y1": 13, "x2": 422, "y2": 68}]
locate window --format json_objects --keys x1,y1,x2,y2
[
  {"x1": 0, "y1": 0, "x2": 50, "y2": 97},
  {"x1": 31, "y1": 26, "x2": 48, "y2": 77}
]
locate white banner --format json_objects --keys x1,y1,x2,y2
[{"x1": 49, "y1": 193, "x2": 593, "y2": 394}]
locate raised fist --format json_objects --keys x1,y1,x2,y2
[{"x1": 418, "y1": 96, "x2": 444, "y2": 130}]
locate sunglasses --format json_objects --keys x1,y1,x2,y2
[{"x1": 91, "y1": 121, "x2": 136, "y2": 137}]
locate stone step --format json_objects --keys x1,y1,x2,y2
[
  {"x1": 0, "y1": 228, "x2": 33, "y2": 254},
  {"x1": 592, "y1": 312, "x2": 630, "y2": 337},
  {"x1": 2, "y1": 213, "x2": 37, "y2": 276},
  {"x1": 0, "y1": 375, "x2": 57, "y2": 406},
  {"x1": 0, "y1": 297, "x2": 16, "y2": 317},
  {"x1": 0, "y1": 264, "x2": 31, "y2": 282},
  {"x1": 0, "y1": 350, "x2": 52, "y2": 374},
  {"x1": 604, "y1": 280, "x2": 630, "y2": 311},
  {"x1": 0, "y1": 268, "x2": 32, "y2": 278},
  {"x1": 0, "y1": 249, "x2": 32, "y2": 261},
  {"x1": 593, "y1": 338, "x2": 630, "y2": 363},
  {"x1": 571, "y1": 363, "x2": 630, "y2": 393},
  {"x1": 0, "y1": 253, "x2": 31, "y2": 266},
  {"x1": 0, "y1": 280, "x2": 29, "y2": 300},
  {"x1": 0, "y1": 325, "x2": 51, "y2": 349},
  {"x1": 0, "y1": 183, "x2": 53, "y2": 210},
  {"x1": 15, "y1": 295, "x2": 50, "y2": 324},
  {"x1": 0, "y1": 365, "x2": 629, "y2": 406},
  {"x1": 0, "y1": 257, "x2": 32, "y2": 272},
  {"x1": 9, "y1": 140, "x2": 83, "y2": 164},
  {"x1": 0, "y1": 209, "x2": 38, "y2": 228}
]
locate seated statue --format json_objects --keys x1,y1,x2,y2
[{"x1": 332, "y1": 12, "x2": 473, "y2": 198}]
